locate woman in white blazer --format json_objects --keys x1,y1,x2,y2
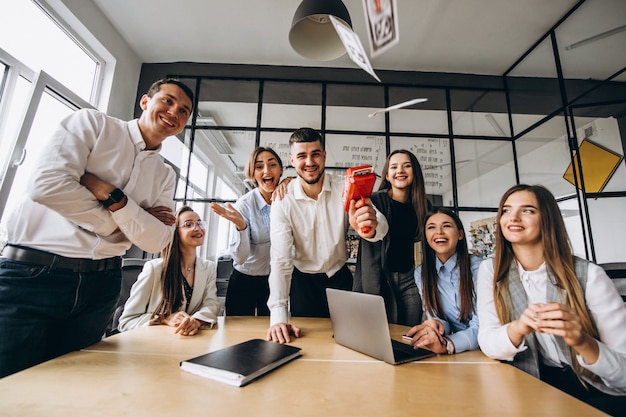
[{"x1": 118, "y1": 206, "x2": 219, "y2": 335}]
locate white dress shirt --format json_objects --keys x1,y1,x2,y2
[
  {"x1": 229, "y1": 188, "x2": 271, "y2": 276},
  {"x1": 4, "y1": 109, "x2": 176, "y2": 258},
  {"x1": 477, "y1": 259, "x2": 626, "y2": 393},
  {"x1": 267, "y1": 174, "x2": 388, "y2": 325}
]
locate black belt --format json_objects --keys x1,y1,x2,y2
[{"x1": 1, "y1": 245, "x2": 122, "y2": 273}]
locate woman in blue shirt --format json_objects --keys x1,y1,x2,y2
[
  {"x1": 211, "y1": 147, "x2": 283, "y2": 316},
  {"x1": 406, "y1": 207, "x2": 482, "y2": 354}
]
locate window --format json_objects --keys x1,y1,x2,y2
[
  {"x1": 0, "y1": 0, "x2": 99, "y2": 224},
  {"x1": 1, "y1": 0, "x2": 99, "y2": 103}
]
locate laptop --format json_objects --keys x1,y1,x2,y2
[{"x1": 326, "y1": 288, "x2": 435, "y2": 365}]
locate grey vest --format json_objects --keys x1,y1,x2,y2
[{"x1": 506, "y1": 256, "x2": 611, "y2": 395}]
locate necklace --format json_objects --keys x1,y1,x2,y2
[{"x1": 182, "y1": 264, "x2": 195, "y2": 272}]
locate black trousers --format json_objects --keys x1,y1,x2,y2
[
  {"x1": 289, "y1": 264, "x2": 353, "y2": 318},
  {"x1": 539, "y1": 362, "x2": 626, "y2": 417},
  {"x1": 225, "y1": 269, "x2": 270, "y2": 316}
]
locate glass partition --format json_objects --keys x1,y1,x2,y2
[
  {"x1": 515, "y1": 114, "x2": 575, "y2": 197},
  {"x1": 587, "y1": 197, "x2": 626, "y2": 263},
  {"x1": 197, "y1": 79, "x2": 259, "y2": 127},
  {"x1": 326, "y1": 84, "x2": 385, "y2": 132},
  {"x1": 389, "y1": 87, "x2": 448, "y2": 135},
  {"x1": 262, "y1": 81, "x2": 322, "y2": 129},
  {"x1": 389, "y1": 136, "x2": 452, "y2": 205},
  {"x1": 454, "y1": 138, "x2": 516, "y2": 207},
  {"x1": 450, "y1": 90, "x2": 509, "y2": 137}
]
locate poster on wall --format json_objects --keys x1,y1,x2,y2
[{"x1": 469, "y1": 216, "x2": 497, "y2": 259}]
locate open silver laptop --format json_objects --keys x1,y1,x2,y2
[{"x1": 326, "y1": 288, "x2": 435, "y2": 365}]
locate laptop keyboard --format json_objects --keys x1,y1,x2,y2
[{"x1": 391, "y1": 339, "x2": 422, "y2": 361}]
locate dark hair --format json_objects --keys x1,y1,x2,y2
[
  {"x1": 420, "y1": 207, "x2": 475, "y2": 322},
  {"x1": 378, "y1": 149, "x2": 430, "y2": 240},
  {"x1": 289, "y1": 127, "x2": 324, "y2": 149},
  {"x1": 151, "y1": 205, "x2": 195, "y2": 320},
  {"x1": 492, "y1": 184, "x2": 597, "y2": 382},
  {"x1": 146, "y1": 78, "x2": 194, "y2": 109},
  {"x1": 245, "y1": 146, "x2": 284, "y2": 185}
]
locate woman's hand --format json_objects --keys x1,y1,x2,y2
[
  {"x1": 210, "y1": 202, "x2": 247, "y2": 231},
  {"x1": 534, "y1": 302, "x2": 599, "y2": 364},
  {"x1": 161, "y1": 311, "x2": 202, "y2": 336},
  {"x1": 507, "y1": 303, "x2": 544, "y2": 346},
  {"x1": 405, "y1": 320, "x2": 446, "y2": 354},
  {"x1": 271, "y1": 177, "x2": 293, "y2": 202}
]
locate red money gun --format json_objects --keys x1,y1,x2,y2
[{"x1": 342, "y1": 165, "x2": 376, "y2": 234}]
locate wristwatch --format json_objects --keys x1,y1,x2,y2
[
  {"x1": 444, "y1": 337, "x2": 455, "y2": 355},
  {"x1": 99, "y1": 188, "x2": 125, "y2": 208}
]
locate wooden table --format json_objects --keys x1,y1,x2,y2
[{"x1": 0, "y1": 317, "x2": 606, "y2": 416}]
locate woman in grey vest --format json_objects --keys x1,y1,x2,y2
[{"x1": 477, "y1": 184, "x2": 625, "y2": 416}]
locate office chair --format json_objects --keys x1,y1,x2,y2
[
  {"x1": 216, "y1": 255, "x2": 233, "y2": 316},
  {"x1": 599, "y1": 262, "x2": 626, "y2": 303},
  {"x1": 104, "y1": 258, "x2": 147, "y2": 337}
]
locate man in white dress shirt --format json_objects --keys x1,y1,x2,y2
[
  {"x1": 266, "y1": 128, "x2": 388, "y2": 343},
  {"x1": 0, "y1": 78, "x2": 193, "y2": 377}
]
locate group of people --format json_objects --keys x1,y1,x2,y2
[{"x1": 0, "y1": 78, "x2": 623, "y2": 415}]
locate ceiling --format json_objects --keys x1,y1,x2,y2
[
  {"x1": 90, "y1": 0, "x2": 625, "y2": 199},
  {"x1": 90, "y1": 0, "x2": 624, "y2": 79}
]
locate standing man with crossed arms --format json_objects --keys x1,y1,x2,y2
[
  {"x1": 267, "y1": 127, "x2": 388, "y2": 343},
  {"x1": 0, "y1": 78, "x2": 193, "y2": 377}
]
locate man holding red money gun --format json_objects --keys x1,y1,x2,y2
[{"x1": 267, "y1": 128, "x2": 388, "y2": 344}]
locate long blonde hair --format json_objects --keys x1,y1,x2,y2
[{"x1": 493, "y1": 184, "x2": 598, "y2": 381}]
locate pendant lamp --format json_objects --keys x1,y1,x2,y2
[{"x1": 289, "y1": 0, "x2": 353, "y2": 61}]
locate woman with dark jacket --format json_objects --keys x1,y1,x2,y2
[{"x1": 353, "y1": 149, "x2": 430, "y2": 326}]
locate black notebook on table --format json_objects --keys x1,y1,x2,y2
[{"x1": 180, "y1": 339, "x2": 301, "y2": 387}]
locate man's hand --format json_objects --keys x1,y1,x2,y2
[
  {"x1": 348, "y1": 198, "x2": 377, "y2": 238},
  {"x1": 146, "y1": 206, "x2": 175, "y2": 226},
  {"x1": 266, "y1": 322, "x2": 301, "y2": 344},
  {"x1": 80, "y1": 172, "x2": 127, "y2": 211}
]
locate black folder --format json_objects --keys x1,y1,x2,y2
[{"x1": 180, "y1": 339, "x2": 302, "y2": 387}]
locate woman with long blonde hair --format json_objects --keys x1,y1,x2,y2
[{"x1": 477, "y1": 184, "x2": 626, "y2": 415}]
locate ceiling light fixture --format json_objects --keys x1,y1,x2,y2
[
  {"x1": 565, "y1": 24, "x2": 626, "y2": 50},
  {"x1": 196, "y1": 116, "x2": 234, "y2": 154},
  {"x1": 289, "y1": 0, "x2": 352, "y2": 60}
]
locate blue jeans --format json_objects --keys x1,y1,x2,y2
[{"x1": 0, "y1": 258, "x2": 121, "y2": 377}]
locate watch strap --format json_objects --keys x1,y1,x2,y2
[
  {"x1": 445, "y1": 337, "x2": 455, "y2": 355},
  {"x1": 99, "y1": 188, "x2": 125, "y2": 208}
]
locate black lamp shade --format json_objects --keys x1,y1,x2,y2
[{"x1": 289, "y1": 0, "x2": 353, "y2": 61}]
